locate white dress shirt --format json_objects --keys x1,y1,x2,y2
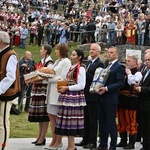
[
  {"x1": 128, "y1": 71, "x2": 143, "y2": 85},
  {"x1": 69, "y1": 66, "x2": 86, "y2": 91}
]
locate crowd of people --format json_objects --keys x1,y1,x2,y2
[
  {"x1": 0, "y1": 0, "x2": 150, "y2": 48},
  {"x1": 1, "y1": 0, "x2": 150, "y2": 150},
  {"x1": 1, "y1": 29, "x2": 150, "y2": 150}
]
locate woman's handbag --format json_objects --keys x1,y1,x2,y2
[{"x1": 57, "y1": 79, "x2": 68, "y2": 90}]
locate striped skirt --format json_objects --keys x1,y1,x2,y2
[
  {"x1": 28, "y1": 84, "x2": 49, "y2": 122},
  {"x1": 55, "y1": 90, "x2": 86, "y2": 136}
]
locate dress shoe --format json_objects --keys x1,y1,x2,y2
[
  {"x1": 43, "y1": 145, "x2": 53, "y2": 149},
  {"x1": 124, "y1": 143, "x2": 135, "y2": 149},
  {"x1": 31, "y1": 140, "x2": 38, "y2": 144},
  {"x1": 83, "y1": 143, "x2": 96, "y2": 149},
  {"x1": 75, "y1": 140, "x2": 87, "y2": 146},
  {"x1": 117, "y1": 141, "x2": 127, "y2": 147},
  {"x1": 48, "y1": 143, "x2": 63, "y2": 149},
  {"x1": 35, "y1": 139, "x2": 46, "y2": 146}
]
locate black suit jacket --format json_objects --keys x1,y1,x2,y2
[
  {"x1": 138, "y1": 73, "x2": 150, "y2": 112},
  {"x1": 84, "y1": 57, "x2": 104, "y2": 102}
]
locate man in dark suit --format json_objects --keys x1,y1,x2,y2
[
  {"x1": 97, "y1": 46, "x2": 125, "y2": 150},
  {"x1": 75, "y1": 43, "x2": 104, "y2": 149},
  {"x1": 135, "y1": 53, "x2": 150, "y2": 150}
]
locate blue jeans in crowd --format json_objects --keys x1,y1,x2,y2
[
  {"x1": 138, "y1": 32, "x2": 145, "y2": 45},
  {"x1": 109, "y1": 32, "x2": 115, "y2": 46},
  {"x1": 46, "y1": 33, "x2": 51, "y2": 44},
  {"x1": 20, "y1": 38, "x2": 26, "y2": 49}
]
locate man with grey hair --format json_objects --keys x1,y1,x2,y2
[
  {"x1": 117, "y1": 53, "x2": 142, "y2": 149},
  {"x1": 139, "y1": 49, "x2": 150, "y2": 75},
  {"x1": 75, "y1": 43, "x2": 104, "y2": 149},
  {"x1": 0, "y1": 31, "x2": 20, "y2": 150}
]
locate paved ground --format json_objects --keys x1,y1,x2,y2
[{"x1": 8, "y1": 137, "x2": 142, "y2": 150}]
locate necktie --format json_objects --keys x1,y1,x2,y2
[
  {"x1": 143, "y1": 69, "x2": 150, "y2": 82},
  {"x1": 86, "y1": 60, "x2": 93, "y2": 71},
  {"x1": 141, "y1": 65, "x2": 148, "y2": 75},
  {"x1": 106, "y1": 63, "x2": 112, "y2": 69}
]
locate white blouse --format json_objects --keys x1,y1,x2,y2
[{"x1": 68, "y1": 66, "x2": 86, "y2": 91}]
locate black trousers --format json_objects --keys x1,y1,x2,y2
[
  {"x1": 83, "y1": 101, "x2": 98, "y2": 144},
  {"x1": 141, "y1": 111, "x2": 150, "y2": 150}
]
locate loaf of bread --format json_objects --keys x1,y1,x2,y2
[{"x1": 38, "y1": 67, "x2": 54, "y2": 74}]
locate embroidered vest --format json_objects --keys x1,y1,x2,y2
[
  {"x1": 0, "y1": 47, "x2": 21, "y2": 101},
  {"x1": 67, "y1": 63, "x2": 85, "y2": 85}
]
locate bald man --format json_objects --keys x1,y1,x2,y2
[
  {"x1": 18, "y1": 51, "x2": 35, "y2": 112},
  {"x1": 75, "y1": 43, "x2": 104, "y2": 149}
]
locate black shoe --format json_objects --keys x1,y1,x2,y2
[
  {"x1": 31, "y1": 140, "x2": 38, "y2": 144},
  {"x1": 35, "y1": 139, "x2": 46, "y2": 146},
  {"x1": 117, "y1": 141, "x2": 127, "y2": 147},
  {"x1": 75, "y1": 140, "x2": 87, "y2": 146},
  {"x1": 124, "y1": 143, "x2": 135, "y2": 149},
  {"x1": 83, "y1": 143, "x2": 96, "y2": 149}
]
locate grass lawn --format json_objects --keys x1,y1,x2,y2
[{"x1": 10, "y1": 111, "x2": 52, "y2": 138}]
